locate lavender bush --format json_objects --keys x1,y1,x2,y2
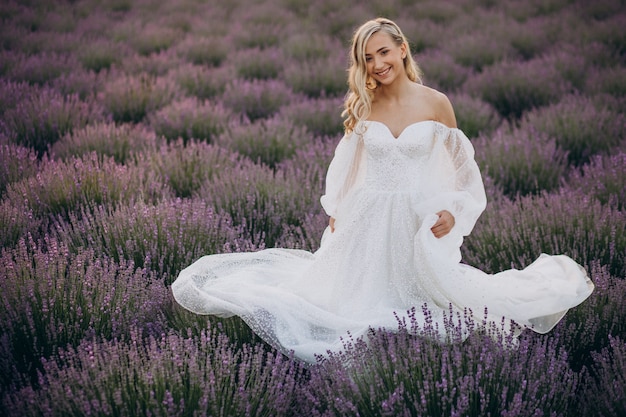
[
  {"x1": 77, "y1": 38, "x2": 128, "y2": 73},
  {"x1": 51, "y1": 122, "x2": 160, "y2": 164},
  {"x1": 221, "y1": 78, "x2": 295, "y2": 121},
  {"x1": 231, "y1": 47, "x2": 284, "y2": 80},
  {"x1": 445, "y1": 30, "x2": 517, "y2": 71},
  {"x1": 0, "y1": 236, "x2": 169, "y2": 388},
  {"x1": 175, "y1": 35, "x2": 229, "y2": 67},
  {"x1": 4, "y1": 327, "x2": 303, "y2": 417},
  {"x1": 565, "y1": 151, "x2": 626, "y2": 210},
  {"x1": 215, "y1": 116, "x2": 315, "y2": 168},
  {"x1": 232, "y1": 21, "x2": 286, "y2": 49},
  {"x1": 169, "y1": 63, "x2": 232, "y2": 100},
  {"x1": 463, "y1": 190, "x2": 626, "y2": 277},
  {"x1": 0, "y1": 79, "x2": 35, "y2": 115},
  {"x1": 0, "y1": 142, "x2": 39, "y2": 196},
  {"x1": 2, "y1": 87, "x2": 105, "y2": 156},
  {"x1": 284, "y1": 54, "x2": 348, "y2": 98},
  {"x1": 0, "y1": 200, "x2": 40, "y2": 250},
  {"x1": 7, "y1": 27, "x2": 79, "y2": 55},
  {"x1": 464, "y1": 56, "x2": 572, "y2": 119},
  {"x1": 100, "y1": 72, "x2": 178, "y2": 123},
  {"x1": 582, "y1": 335, "x2": 626, "y2": 417},
  {"x1": 5, "y1": 51, "x2": 79, "y2": 85},
  {"x1": 506, "y1": 16, "x2": 554, "y2": 59},
  {"x1": 278, "y1": 96, "x2": 344, "y2": 137},
  {"x1": 200, "y1": 158, "x2": 323, "y2": 248},
  {"x1": 4, "y1": 152, "x2": 168, "y2": 220},
  {"x1": 51, "y1": 198, "x2": 258, "y2": 282},
  {"x1": 281, "y1": 32, "x2": 342, "y2": 61},
  {"x1": 552, "y1": 264, "x2": 626, "y2": 373},
  {"x1": 520, "y1": 95, "x2": 626, "y2": 165},
  {"x1": 50, "y1": 68, "x2": 104, "y2": 100},
  {"x1": 585, "y1": 11, "x2": 626, "y2": 55},
  {"x1": 148, "y1": 97, "x2": 232, "y2": 144},
  {"x1": 393, "y1": 17, "x2": 443, "y2": 53},
  {"x1": 1, "y1": 0, "x2": 625, "y2": 415},
  {"x1": 473, "y1": 128, "x2": 568, "y2": 196},
  {"x1": 299, "y1": 309, "x2": 577, "y2": 417},
  {"x1": 449, "y1": 93, "x2": 501, "y2": 138},
  {"x1": 585, "y1": 66, "x2": 626, "y2": 98},
  {"x1": 121, "y1": 49, "x2": 182, "y2": 77},
  {"x1": 148, "y1": 139, "x2": 242, "y2": 198},
  {"x1": 128, "y1": 24, "x2": 183, "y2": 56},
  {"x1": 417, "y1": 49, "x2": 472, "y2": 92}
]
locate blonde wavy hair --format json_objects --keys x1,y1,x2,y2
[{"x1": 343, "y1": 18, "x2": 423, "y2": 134}]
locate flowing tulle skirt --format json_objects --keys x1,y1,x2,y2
[{"x1": 172, "y1": 188, "x2": 594, "y2": 364}]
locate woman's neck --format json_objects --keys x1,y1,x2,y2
[{"x1": 374, "y1": 76, "x2": 416, "y2": 105}]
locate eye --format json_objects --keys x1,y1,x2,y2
[
  {"x1": 381, "y1": 49, "x2": 389, "y2": 55},
  {"x1": 365, "y1": 56, "x2": 372, "y2": 62}
]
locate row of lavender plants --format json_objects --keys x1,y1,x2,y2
[{"x1": 1, "y1": 0, "x2": 625, "y2": 415}]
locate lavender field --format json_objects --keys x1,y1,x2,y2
[{"x1": 1, "y1": 0, "x2": 625, "y2": 415}]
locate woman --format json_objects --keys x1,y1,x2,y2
[{"x1": 172, "y1": 18, "x2": 594, "y2": 364}]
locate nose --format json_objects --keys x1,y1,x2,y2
[{"x1": 372, "y1": 55, "x2": 384, "y2": 70}]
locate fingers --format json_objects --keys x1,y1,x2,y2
[
  {"x1": 329, "y1": 217, "x2": 336, "y2": 233},
  {"x1": 431, "y1": 210, "x2": 455, "y2": 238},
  {"x1": 430, "y1": 221, "x2": 449, "y2": 238}
]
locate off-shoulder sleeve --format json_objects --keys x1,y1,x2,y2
[
  {"x1": 320, "y1": 132, "x2": 366, "y2": 218},
  {"x1": 443, "y1": 127, "x2": 487, "y2": 236},
  {"x1": 417, "y1": 124, "x2": 487, "y2": 237}
]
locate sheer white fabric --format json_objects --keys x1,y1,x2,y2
[{"x1": 172, "y1": 120, "x2": 594, "y2": 364}]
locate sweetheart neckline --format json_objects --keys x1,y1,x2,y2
[{"x1": 365, "y1": 119, "x2": 453, "y2": 139}]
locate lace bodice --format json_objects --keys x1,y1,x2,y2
[
  {"x1": 320, "y1": 120, "x2": 487, "y2": 238},
  {"x1": 363, "y1": 121, "x2": 434, "y2": 192}
]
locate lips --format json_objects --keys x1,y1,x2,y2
[{"x1": 376, "y1": 67, "x2": 391, "y2": 77}]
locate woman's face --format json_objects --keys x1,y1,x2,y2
[{"x1": 364, "y1": 31, "x2": 406, "y2": 86}]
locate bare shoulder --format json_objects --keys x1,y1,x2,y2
[{"x1": 414, "y1": 85, "x2": 457, "y2": 128}]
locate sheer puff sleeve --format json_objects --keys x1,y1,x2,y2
[
  {"x1": 416, "y1": 123, "x2": 487, "y2": 238},
  {"x1": 320, "y1": 131, "x2": 366, "y2": 218}
]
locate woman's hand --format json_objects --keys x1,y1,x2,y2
[
  {"x1": 329, "y1": 217, "x2": 336, "y2": 233},
  {"x1": 431, "y1": 210, "x2": 455, "y2": 238}
]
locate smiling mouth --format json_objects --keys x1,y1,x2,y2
[{"x1": 376, "y1": 67, "x2": 391, "y2": 76}]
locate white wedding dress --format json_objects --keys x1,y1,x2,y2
[{"x1": 172, "y1": 120, "x2": 594, "y2": 364}]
